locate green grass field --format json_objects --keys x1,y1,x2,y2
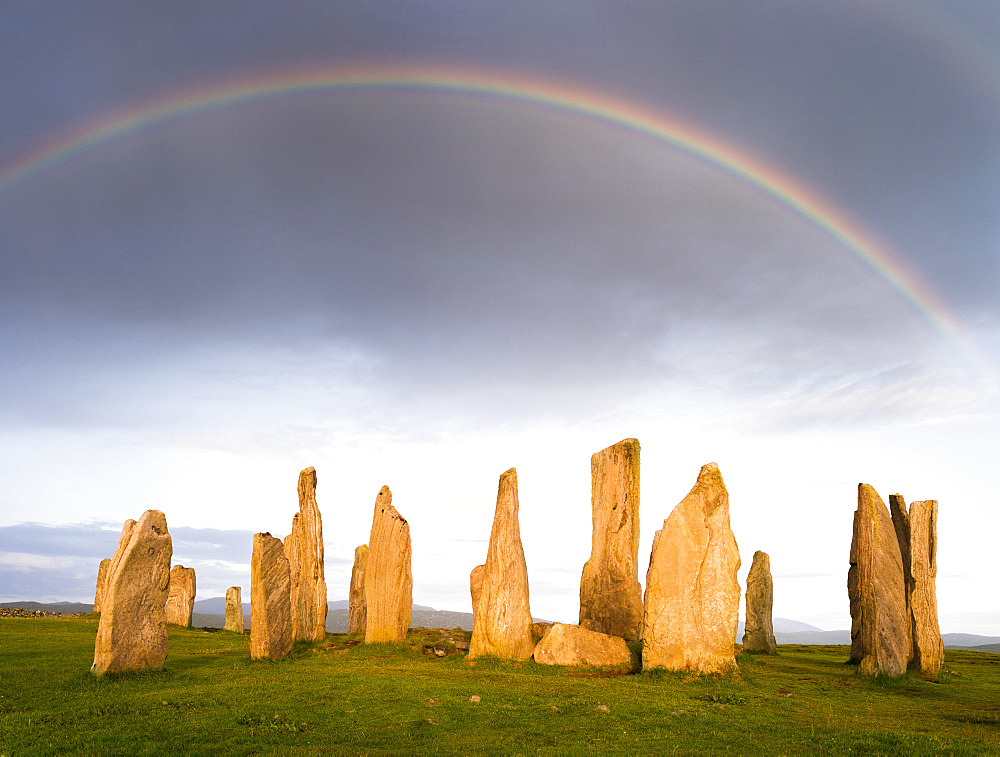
[{"x1": 1, "y1": 616, "x2": 999, "y2": 755}]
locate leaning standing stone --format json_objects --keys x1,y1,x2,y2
[
  {"x1": 364, "y1": 487, "x2": 413, "y2": 643},
  {"x1": 251, "y1": 532, "x2": 292, "y2": 660},
  {"x1": 642, "y1": 463, "x2": 741, "y2": 674},
  {"x1": 164, "y1": 565, "x2": 196, "y2": 627},
  {"x1": 93, "y1": 557, "x2": 111, "y2": 614},
  {"x1": 579, "y1": 438, "x2": 643, "y2": 641},
  {"x1": 469, "y1": 468, "x2": 534, "y2": 660},
  {"x1": 284, "y1": 467, "x2": 328, "y2": 642},
  {"x1": 742, "y1": 551, "x2": 777, "y2": 654},
  {"x1": 348, "y1": 544, "x2": 369, "y2": 635},
  {"x1": 849, "y1": 484, "x2": 909, "y2": 677},
  {"x1": 91, "y1": 510, "x2": 173, "y2": 675},
  {"x1": 225, "y1": 586, "x2": 244, "y2": 634}
]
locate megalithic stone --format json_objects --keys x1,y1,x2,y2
[
  {"x1": 742, "y1": 551, "x2": 777, "y2": 654},
  {"x1": 284, "y1": 467, "x2": 328, "y2": 642},
  {"x1": 364, "y1": 487, "x2": 413, "y2": 643},
  {"x1": 891, "y1": 494, "x2": 943, "y2": 676},
  {"x1": 225, "y1": 586, "x2": 244, "y2": 634},
  {"x1": 164, "y1": 565, "x2": 196, "y2": 627},
  {"x1": 908, "y1": 499, "x2": 943, "y2": 676},
  {"x1": 251, "y1": 532, "x2": 292, "y2": 660},
  {"x1": 93, "y1": 557, "x2": 111, "y2": 614},
  {"x1": 469, "y1": 563, "x2": 485, "y2": 626},
  {"x1": 468, "y1": 468, "x2": 534, "y2": 660},
  {"x1": 348, "y1": 544, "x2": 369, "y2": 635},
  {"x1": 849, "y1": 484, "x2": 908, "y2": 677},
  {"x1": 92, "y1": 510, "x2": 172, "y2": 675},
  {"x1": 888, "y1": 494, "x2": 914, "y2": 663},
  {"x1": 642, "y1": 463, "x2": 741, "y2": 674},
  {"x1": 579, "y1": 438, "x2": 643, "y2": 641}
]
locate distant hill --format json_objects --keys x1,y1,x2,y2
[{"x1": 0, "y1": 601, "x2": 93, "y2": 614}]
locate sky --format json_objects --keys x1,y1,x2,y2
[{"x1": 1, "y1": 1, "x2": 998, "y2": 634}]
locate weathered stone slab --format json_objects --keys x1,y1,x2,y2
[
  {"x1": 579, "y1": 438, "x2": 643, "y2": 641},
  {"x1": 164, "y1": 565, "x2": 196, "y2": 627},
  {"x1": 251, "y1": 532, "x2": 292, "y2": 660},
  {"x1": 92, "y1": 510, "x2": 172, "y2": 675},
  {"x1": 469, "y1": 468, "x2": 534, "y2": 660},
  {"x1": 890, "y1": 494, "x2": 943, "y2": 676},
  {"x1": 93, "y1": 557, "x2": 111, "y2": 614},
  {"x1": 364, "y1": 487, "x2": 413, "y2": 643},
  {"x1": 349, "y1": 544, "x2": 369, "y2": 635},
  {"x1": 533, "y1": 623, "x2": 636, "y2": 668},
  {"x1": 849, "y1": 484, "x2": 908, "y2": 677},
  {"x1": 742, "y1": 551, "x2": 777, "y2": 654},
  {"x1": 284, "y1": 467, "x2": 327, "y2": 642},
  {"x1": 225, "y1": 586, "x2": 244, "y2": 634},
  {"x1": 642, "y1": 463, "x2": 741, "y2": 674}
]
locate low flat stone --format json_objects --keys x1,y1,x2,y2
[{"x1": 533, "y1": 623, "x2": 635, "y2": 669}]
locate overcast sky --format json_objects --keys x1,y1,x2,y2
[{"x1": 2, "y1": 1, "x2": 998, "y2": 634}]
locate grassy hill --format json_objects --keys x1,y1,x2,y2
[{"x1": 1, "y1": 615, "x2": 999, "y2": 754}]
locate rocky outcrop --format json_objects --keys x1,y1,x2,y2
[
  {"x1": 284, "y1": 467, "x2": 327, "y2": 642},
  {"x1": 225, "y1": 586, "x2": 244, "y2": 634},
  {"x1": 742, "y1": 551, "x2": 777, "y2": 654},
  {"x1": 890, "y1": 494, "x2": 943, "y2": 676},
  {"x1": 91, "y1": 510, "x2": 172, "y2": 675},
  {"x1": 848, "y1": 484, "x2": 909, "y2": 677},
  {"x1": 349, "y1": 544, "x2": 368, "y2": 635},
  {"x1": 164, "y1": 565, "x2": 196, "y2": 627},
  {"x1": 642, "y1": 463, "x2": 741, "y2": 674},
  {"x1": 469, "y1": 468, "x2": 534, "y2": 660},
  {"x1": 579, "y1": 438, "x2": 643, "y2": 641},
  {"x1": 533, "y1": 623, "x2": 636, "y2": 669},
  {"x1": 251, "y1": 532, "x2": 292, "y2": 660},
  {"x1": 364, "y1": 487, "x2": 413, "y2": 643},
  {"x1": 93, "y1": 558, "x2": 111, "y2": 614}
]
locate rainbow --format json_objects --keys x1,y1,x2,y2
[{"x1": 0, "y1": 61, "x2": 972, "y2": 352}]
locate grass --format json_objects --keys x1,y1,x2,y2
[{"x1": 1, "y1": 616, "x2": 999, "y2": 754}]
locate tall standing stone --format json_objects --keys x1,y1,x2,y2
[
  {"x1": 348, "y1": 544, "x2": 369, "y2": 635},
  {"x1": 848, "y1": 484, "x2": 909, "y2": 677},
  {"x1": 469, "y1": 468, "x2": 534, "y2": 660},
  {"x1": 225, "y1": 586, "x2": 244, "y2": 634},
  {"x1": 164, "y1": 565, "x2": 196, "y2": 627},
  {"x1": 284, "y1": 467, "x2": 327, "y2": 642},
  {"x1": 579, "y1": 438, "x2": 643, "y2": 641},
  {"x1": 642, "y1": 463, "x2": 741, "y2": 674},
  {"x1": 364, "y1": 487, "x2": 413, "y2": 643},
  {"x1": 251, "y1": 532, "x2": 292, "y2": 660},
  {"x1": 93, "y1": 557, "x2": 111, "y2": 614},
  {"x1": 890, "y1": 494, "x2": 943, "y2": 676},
  {"x1": 742, "y1": 551, "x2": 777, "y2": 654},
  {"x1": 92, "y1": 510, "x2": 172, "y2": 675}
]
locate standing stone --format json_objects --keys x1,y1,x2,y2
[
  {"x1": 284, "y1": 467, "x2": 327, "y2": 642},
  {"x1": 164, "y1": 565, "x2": 196, "y2": 627},
  {"x1": 890, "y1": 495, "x2": 943, "y2": 676},
  {"x1": 225, "y1": 586, "x2": 244, "y2": 634},
  {"x1": 579, "y1": 438, "x2": 643, "y2": 641},
  {"x1": 92, "y1": 510, "x2": 172, "y2": 675},
  {"x1": 251, "y1": 532, "x2": 292, "y2": 660},
  {"x1": 642, "y1": 463, "x2": 741, "y2": 674},
  {"x1": 469, "y1": 468, "x2": 534, "y2": 660},
  {"x1": 364, "y1": 487, "x2": 413, "y2": 643},
  {"x1": 469, "y1": 564, "x2": 485, "y2": 620},
  {"x1": 93, "y1": 558, "x2": 111, "y2": 614},
  {"x1": 848, "y1": 484, "x2": 909, "y2": 677},
  {"x1": 742, "y1": 551, "x2": 777, "y2": 654},
  {"x1": 348, "y1": 544, "x2": 369, "y2": 635}
]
